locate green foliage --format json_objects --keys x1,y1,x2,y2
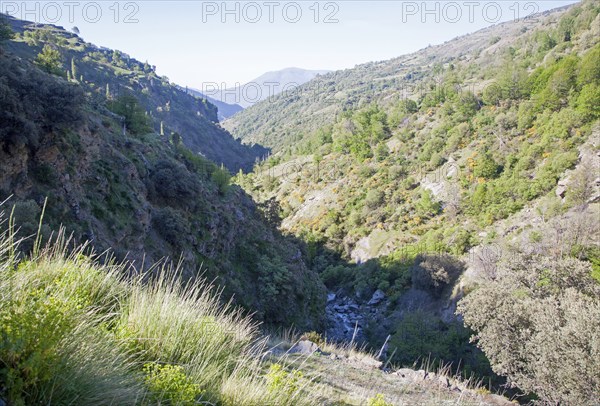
[
  {"x1": 300, "y1": 331, "x2": 325, "y2": 346},
  {"x1": 333, "y1": 106, "x2": 390, "y2": 161},
  {"x1": 472, "y1": 153, "x2": 501, "y2": 180},
  {"x1": 255, "y1": 255, "x2": 294, "y2": 321},
  {"x1": 143, "y1": 363, "x2": 204, "y2": 405},
  {"x1": 266, "y1": 364, "x2": 304, "y2": 396},
  {"x1": 152, "y1": 207, "x2": 190, "y2": 248},
  {"x1": 459, "y1": 255, "x2": 600, "y2": 404},
  {"x1": 34, "y1": 44, "x2": 62, "y2": 75},
  {"x1": 389, "y1": 310, "x2": 494, "y2": 381},
  {"x1": 576, "y1": 83, "x2": 600, "y2": 120},
  {"x1": 577, "y1": 44, "x2": 600, "y2": 87},
  {"x1": 0, "y1": 249, "x2": 140, "y2": 406},
  {"x1": 415, "y1": 190, "x2": 441, "y2": 218},
  {"x1": 211, "y1": 164, "x2": 231, "y2": 195},
  {"x1": 410, "y1": 254, "x2": 464, "y2": 298},
  {"x1": 107, "y1": 93, "x2": 151, "y2": 135},
  {"x1": 367, "y1": 393, "x2": 393, "y2": 406}
]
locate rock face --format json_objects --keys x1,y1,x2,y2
[{"x1": 325, "y1": 291, "x2": 388, "y2": 344}]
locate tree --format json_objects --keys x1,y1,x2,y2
[
  {"x1": 578, "y1": 45, "x2": 600, "y2": 87},
  {"x1": 398, "y1": 99, "x2": 418, "y2": 114},
  {"x1": 211, "y1": 164, "x2": 230, "y2": 195},
  {"x1": 107, "y1": 93, "x2": 151, "y2": 135},
  {"x1": 35, "y1": 45, "x2": 62, "y2": 75},
  {"x1": 72, "y1": 26, "x2": 80, "y2": 35},
  {"x1": 472, "y1": 153, "x2": 501, "y2": 180},
  {"x1": 458, "y1": 254, "x2": 600, "y2": 404},
  {"x1": 576, "y1": 83, "x2": 600, "y2": 121}
]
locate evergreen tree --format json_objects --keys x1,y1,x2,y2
[
  {"x1": 35, "y1": 45, "x2": 62, "y2": 75},
  {"x1": 108, "y1": 93, "x2": 151, "y2": 135}
]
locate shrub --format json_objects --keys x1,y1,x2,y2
[
  {"x1": 364, "y1": 189, "x2": 385, "y2": 209},
  {"x1": 576, "y1": 83, "x2": 600, "y2": 121},
  {"x1": 107, "y1": 93, "x2": 151, "y2": 135},
  {"x1": 300, "y1": 331, "x2": 325, "y2": 346},
  {"x1": 35, "y1": 45, "x2": 62, "y2": 75},
  {"x1": 266, "y1": 364, "x2": 304, "y2": 397},
  {"x1": 0, "y1": 53, "x2": 83, "y2": 149},
  {"x1": 151, "y1": 207, "x2": 189, "y2": 247},
  {"x1": 410, "y1": 254, "x2": 464, "y2": 298},
  {"x1": 0, "y1": 217, "x2": 321, "y2": 406},
  {"x1": 367, "y1": 393, "x2": 393, "y2": 406},
  {"x1": 0, "y1": 247, "x2": 141, "y2": 406},
  {"x1": 211, "y1": 164, "x2": 231, "y2": 195},
  {"x1": 143, "y1": 362, "x2": 204, "y2": 405},
  {"x1": 458, "y1": 254, "x2": 600, "y2": 404}
]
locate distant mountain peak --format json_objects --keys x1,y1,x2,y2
[{"x1": 210, "y1": 67, "x2": 332, "y2": 108}]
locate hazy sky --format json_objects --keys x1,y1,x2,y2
[{"x1": 3, "y1": 1, "x2": 578, "y2": 88}]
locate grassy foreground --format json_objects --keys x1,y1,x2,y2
[
  {"x1": 0, "y1": 209, "x2": 513, "y2": 406},
  {"x1": 0, "y1": 215, "x2": 320, "y2": 406}
]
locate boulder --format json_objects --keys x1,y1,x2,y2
[
  {"x1": 368, "y1": 289, "x2": 386, "y2": 305},
  {"x1": 556, "y1": 179, "x2": 568, "y2": 199},
  {"x1": 289, "y1": 340, "x2": 321, "y2": 355}
]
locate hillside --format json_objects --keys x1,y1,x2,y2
[
  {"x1": 3, "y1": 14, "x2": 267, "y2": 172},
  {"x1": 224, "y1": 4, "x2": 583, "y2": 151},
  {"x1": 229, "y1": 0, "x2": 600, "y2": 402},
  {"x1": 0, "y1": 20, "x2": 325, "y2": 329},
  {"x1": 179, "y1": 86, "x2": 244, "y2": 121},
  {"x1": 0, "y1": 2, "x2": 599, "y2": 404}
]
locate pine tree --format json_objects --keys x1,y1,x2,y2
[{"x1": 35, "y1": 45, "x2": 61, "y2": 75}]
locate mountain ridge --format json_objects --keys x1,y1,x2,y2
[{"x1": 212, "y1": 67, "x2": 332, "y2": 108}]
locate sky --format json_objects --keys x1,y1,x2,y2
[{"x1": 2, "y1": 1, "x2": 579, "y2": 88}]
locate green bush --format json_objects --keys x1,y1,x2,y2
[
  {"x1": 367, "y1": 393, "x2": 393, "y2": 406},
  {"x1": 266, "y1": 364, "x2": 304, "y2": 397},
  {"x1": 410, "y1": 254, "x2": 464, "y2": 298},
  {"x1": 459, "y1": 254, "x2": 600, "y2": 404},
  {"x1": 211, "y1": 164, "x2": 231, "y2": 195},
  {"x1": 143, "y1": 362, "x2": 204, "y2": 405},
  {"x1": 107, "y1": 93, "x2": 151, "y2": 135},
  {"x1": 389, "y1": 310, "x2": 494, "y2": 382},
  {"x1": 34, "y1": 45, "x2": 62, "y2": 75},
  {"x1": 0, "y1": 223, "x2": 320, "y2": 406}
]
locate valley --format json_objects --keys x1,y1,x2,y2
[{"x1": 0, "y1": 1, "x2": 599, "y2": 405}]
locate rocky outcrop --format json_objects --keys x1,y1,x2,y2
[
  {"x1": 325, "y1": 290, "x2": 388, "y2": 344},
  {"x1": 289, "y1": 340, "x2": 322, "y2": 355}
]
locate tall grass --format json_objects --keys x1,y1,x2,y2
[{"x1": 0, "y1": 208, "x2": 320, "y2": 406}]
